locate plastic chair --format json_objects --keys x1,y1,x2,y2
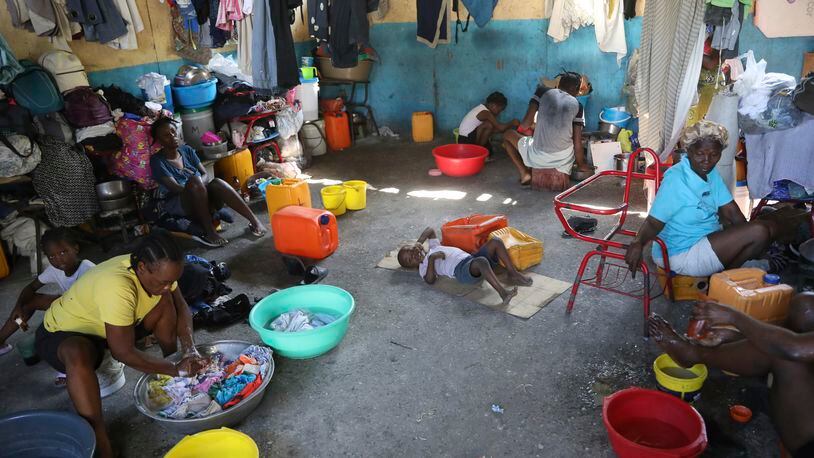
[{"x1": 553, "y1": 147, "x2": 673, "y2": 337}]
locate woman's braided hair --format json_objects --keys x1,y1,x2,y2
[{"x1": 130, "y1": 229, "x2": 183, "y2": 270}]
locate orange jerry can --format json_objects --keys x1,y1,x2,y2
[
  {"x1": 0, "y1": 246, "x2": 9, "y2": 279},
  {"x1": 441, "y1": 214, "x2": 508, "y2": 253},
  {"x1": 324, "y1": 111, "x2": 351, "y2": 151},
  {"x1": 708, "y1": 268, "x2": 794, "y2": 324},
  {"x1": 265, "y1": 178, "x2": 312, "y2": 224},
  {"x1": 272, "y1": 206, "x2": 338, "y2": 259},
  {"x1": 214, "y1": 148, "x2": 254, "y2": 188}
]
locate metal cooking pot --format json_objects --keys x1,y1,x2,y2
[
  {"x1": 98, "y1": 196, "x2": 133, "y2": 212},
  {"x1": 174, "y1": 65, "x2": 212, "y2": 87},
  {"x1": 95, "y1": 180, "x2": 131, "y2": 200},
  {"x1": 571, "y1": 165, "x2": 596, "y2": 182},
  {"x1": 598, "y1": 121, "x2": 622, "y2": 137}
]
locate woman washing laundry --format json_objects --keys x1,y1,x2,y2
[
  {"x1": 502, "y1": 72, "x2": 592, "y2": 189},
  {"x1": 624, "y1": 121, "x2": 803, "y2": 278},
  {"x1": 34, "y1": 230, "x2": 209, "y2": 458},
  {"x1": 150, "y1": 117, "x2": 266, "y2": 247}
]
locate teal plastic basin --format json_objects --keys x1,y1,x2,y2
[{"x1": 249, "y1": 285, "x2": 354, "y2": 359}]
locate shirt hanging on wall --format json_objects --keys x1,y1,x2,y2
[{"x1": 416, "y1": 0, "x2": 450, "y2": 48}]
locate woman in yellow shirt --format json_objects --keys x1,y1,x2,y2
[{"x1": 35, "y1": 230, "x2": 206, "y2": 458}]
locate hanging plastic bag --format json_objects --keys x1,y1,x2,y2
[{"x1": 733, "y1": 51, "x2": 766, "y2": 99}]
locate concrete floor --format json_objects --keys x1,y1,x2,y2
[{"x1": 0, "y1": 137, "x2": 779, "y2": 457}]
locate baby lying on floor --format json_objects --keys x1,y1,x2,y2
[{"x1": 397, "y1": 227, "x2": 533, "y2": 305}]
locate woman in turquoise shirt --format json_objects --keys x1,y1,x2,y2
[{"x1": 625, "y1": 121, "x2": 785, "y2": 277}]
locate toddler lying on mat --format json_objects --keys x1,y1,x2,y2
[{"x1": 397, "y1": 227, "x2": 533, "y2": 305}]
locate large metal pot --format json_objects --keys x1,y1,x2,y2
[
  {"x1": 95, "y1": 180, "x2": 131, "y2": 200},
  {"x1": 98, "y1": 196, "x2": 134, "y2": 212},
  {"x1": 133, "y1": 340, "x2": 275, "y2": 435},
  {"x1": 598, "y1": 121, "x2": 622, "y2": 137}
]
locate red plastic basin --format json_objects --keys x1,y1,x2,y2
[
  {"x1": 432, "y1": 144, "x2": 488, "y2": 177},
  {"x1": 603, "y1": 388, "x2": 707, "y2": 458}
]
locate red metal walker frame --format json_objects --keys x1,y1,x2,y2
[{"x1": 553, "y1": 148, "x2": 674, "y2": 337}]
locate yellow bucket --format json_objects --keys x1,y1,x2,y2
[
  {"x1": 320, "y1": 185, "x2": 347, "y2": 216},
  {"x1": 653, "y1": 353, "x2": 708, "y2": 402},
  {"x1": 165, "y1": 428, "x2": 259, "y2": 458},
  {"x1": 343, "y1": 180, "x2": 368, "y2": 210}
]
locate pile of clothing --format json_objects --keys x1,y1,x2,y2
[
  {"x1": 267, "y1": 309, "x2": 338, "y2": 332},
  {"x1": 146, "y1": 345, "x2": 272, "y2": 420}
]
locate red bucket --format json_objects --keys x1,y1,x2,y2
[
  {"x1": 432, "y1": 144, "x2": 488, "y2": 177},
  {"x1": 603, "y1": 388, "x2": 707, "y2": 458}
]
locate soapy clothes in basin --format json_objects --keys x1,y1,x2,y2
[
  {"x1": 146, "y1": 345, "x2": 272, "y2": 420},
  {"x1": 267, "y1": 309, "x2": 338, "y2": 332}
]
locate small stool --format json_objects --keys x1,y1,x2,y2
[
  {"x1": 656, "y1": 267, "x2": 709, "y2": 301},
  {"x1": 531, "y1": 168, "x2": 570, "y2": 192}
]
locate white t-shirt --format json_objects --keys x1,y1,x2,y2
[
  {"x1": 418, "y1": 239, "x2": 471, "y2": 279},
  {"x1": 38, "y1": 259, "x2": 96, "y2": 293},
  {"x1": 458, "y1": 104, "x2": 487, "y2": 137}
]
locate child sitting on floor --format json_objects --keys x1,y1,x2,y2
[
  {"x1": 457, "y1": 92, "x2": 520, "y2": 157},
  {"x1": 397, "y1": 227, "x2": 533, "y2": 305},
  {"x1": 0, "y1": 228, "x2": 95, "y2": 356}
]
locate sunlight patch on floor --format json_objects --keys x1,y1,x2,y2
[{"x1": 406, "y1": 190, "x2": 467, "y2": 200}]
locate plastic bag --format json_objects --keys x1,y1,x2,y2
[
  {"x1": 207, "y1": 54, "x2": 250, "y2": 81},
  {"x1": 739, "y1": 88, "x2": 803, "y2": 134},
  {"x1": 137, "y1": 73, "x2": 169, "y2": 103},
  {"x1": 733, "y1": 51, "x2": 767, "y2": 99},
  {"x1": 275, "y1": 107, "x2": 303, "y2": 139}
]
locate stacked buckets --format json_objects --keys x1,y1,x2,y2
[{"x1": 320, "y1": 180, "x2": 367, "y2": 216}]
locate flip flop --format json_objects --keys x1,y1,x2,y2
[
  {"x1": 248, "y1": 223, "x2": 267, "y2": 237},
  {"x1": 301, "y1": 266, "x2": 328, "y2": 285},
  {"x1": 190, "y1": 235, "x2": 228, "y2": 248},
  {"x1": 0, "y1": 343, "x2": 12, "y2": 356},
  {"x1": 282, "y1": 256, "x2": 306, "y2": 276}
]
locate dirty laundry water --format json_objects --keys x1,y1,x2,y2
[
  {"x1": 146, "y1": 345, "x2": 272, "y2": 419},
  {"x1": 266, "y1": 309, "x2": 339, "y2": 332}
]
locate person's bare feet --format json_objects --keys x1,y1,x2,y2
[
  {"x1": 509, "y1": 272, "x2": 533, "y2": 287},
  {"x1": 520, "y1": 174, "x2": 531, "y2": 186},
  {"x1": 500, "y1": 287, "x2": 518, "y2": 305},
  {"x1": 203, "y1": 233, "x2": 228, "y2": 247},
  {"x1": 248, "y1": 221, "x2": 267, "y2": 237},
  {"x1": 648, "y1": 314, "x2": 698, "y2": 368}
]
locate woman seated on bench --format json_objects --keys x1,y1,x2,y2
[{"x1": 625, "y1": 121, "x2": 796, "y2": 277}]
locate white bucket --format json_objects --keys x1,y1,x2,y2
[
  {"x1": 295, "y1": 80, "x2": 319, "y2": 122},
  {"x1": 301, "y1": 120, "x2": 327, "y2": 157},
  {"x1": 179, "y1": 107, "x2": 214, "y2": 151}
]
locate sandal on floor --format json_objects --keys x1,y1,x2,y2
[
  {"x1": 54, "y1": 374, "x2": 67, "y2": 388},
  {"x1": 282, "y1": 256, "x2": 306, "y2": 276},
  {"x1": 248, "y1": 224, "x2": 267, "y2": 237},
  {"x1": 0, "y1": 343, "x2": 12, "y2": 356},
  {"x1": 301, "y1": 266, "x2": 328, "y2": 285},
  {"x1": 191, "y1": 235, "x2": 229, "y2": 248}
]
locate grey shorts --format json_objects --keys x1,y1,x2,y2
[{"x1": 453, "y1": 245, "x2": 498, "y2": 284}]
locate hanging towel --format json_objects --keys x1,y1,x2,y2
[
  {"x1": 251, "y1": 0, "x2": 277, "y2": 89},
  {"x1": 460, "y1": 0, "x2": 497, "y2": 28},
  {"x1": 594, "y1": 0, "x2": 627, "y2": 64},
  {"x1": 635, "y1": 0, "x2": 706, "y2": 160},
  {"x1": 417, "y1": 0, "x2": 450, "y2": 48},
  {"x1": 548, "y1": 0, "x2": 593, "y2": 42},
  {"x1": 236, "y1": 0, "x2": 252, "y2": 78}
]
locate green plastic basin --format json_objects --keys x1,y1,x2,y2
[{"x1": 249, "y1": 285, "x2": 354, "y2": 359}]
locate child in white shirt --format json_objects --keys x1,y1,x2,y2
[
  {"x1": 0, "y1": 228, "x2": 95, "y2": 355},
  {"x1": 397, "y1": 227, "x2": 532, "y2": 305}
]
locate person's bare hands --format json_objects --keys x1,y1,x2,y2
[
  {"x1": 175, "y1": 354, "x2": 209, "y2": 377},
  {"x1": 624, "y1": 241, "x2": 643, "y2": 278},
  {"x1": 692, "y1": 301, "x2": 738, "y2": 327},
  {"x1": 694, "y1": 328, "x2": 728, "y2": 347}
]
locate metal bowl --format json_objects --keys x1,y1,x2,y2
[
  {"x1": 174, "y1": 65, "x2": 212, "y2": 87},
  {"x1": 598, "y1": 121, "x2": 622, "y2": 137},
  {"x1": 98, "y1": 195, "x2": 134, "y2": 212},
  {"x1": 95, "y1": 180, "x2": 131, "y2": 200},
  {"x1": 133, "y1": 340, "x2": 275, "y2": 435}
]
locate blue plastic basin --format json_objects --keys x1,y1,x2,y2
[
  {"x1": 600, "y1": 107, "x2": 632, "y2": 126},
  {"x1": 172, "y1": 79, "x2": 217, "y2": 110},
  {"x1": 249, "y1": 285, "x2": 354, "y2": 359},
  {"x1": 0, "y1": 410, "x2": 95, "y2": 457}
]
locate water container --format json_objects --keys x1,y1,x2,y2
[
  {"x1": 325, "y1": 112, "x2": 351, "y2": 151},
  {"x1": 214, "y1": 149, "x2": 254, "y2": 190},
  {"x1": 264, "y1": 178, "x2": 312, "y2": 223},
  {"x1": 272, "y1": 206, "x2": 339, "y2": 259},
  {"x1": 180, "y1": 106, "x2": 215, "y2": 151},
  {"x1": 441, "y1": 214, "x2": 508, "y2": 253},
  {"x1": 295, "y1": 78, "x2": 319, "y2": 122},
  {"x1": 300, "y1": 120, "x2": 327, "y2": 156},
  {"x1": 412, "y1": 111, "x2": 434, "y2": 142},
  {"x1": 708, "y1": 268, "x2": 794, "y2": 324}
]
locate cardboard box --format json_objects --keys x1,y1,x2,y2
[{"x1": 754, "y1": 1, "x2": 814, "y2": 38}]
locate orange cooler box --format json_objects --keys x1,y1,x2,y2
[
  {"x1": 265, "y1": 178, "x2": 312, "y2": 223},
  {"x1": 214, "y1": 148, "x2": 254, "y2": 189},
  {"x1": 272, "y1": 206, "x2": 338, "y2": 259},
  {"x1": 708, "y1": 268, "x2": 794, "y2": 323},
  {"x1": 441, "y1": 214, "x2": 508, "y2": 253}
]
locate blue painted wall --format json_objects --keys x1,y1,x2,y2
[{"x1": 87, "y1": 18, "x2": 812, "y2": 132}]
